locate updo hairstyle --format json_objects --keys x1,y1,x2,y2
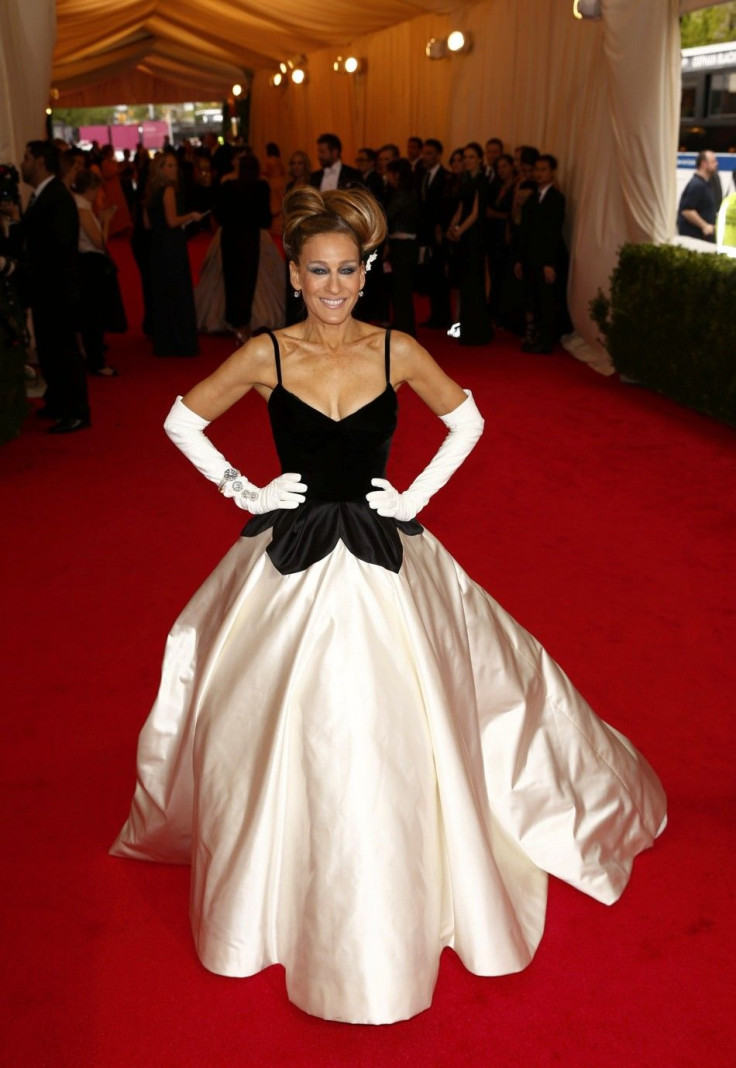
[{"x1": 282, "y1": 186, "x2": 387, "y2": 264}]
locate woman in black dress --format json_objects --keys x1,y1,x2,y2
[
  {"x1": 385, "y1": 158, "x2": 421, "y2": 336},
  {"x1": 485, "y1": 153, "x2": 516, "y2": 321},
  {"x1": 146, "y1": 153, "x2": 203, "y2": 357},
  {"x1": 447, "y1": 142, "x2": 493, "y2": 346},
  {"x1": 214, "y1": 154, "x2": 272, "y2": 343}
]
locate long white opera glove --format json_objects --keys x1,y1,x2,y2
[
  {"x1": 163, "y1": 396, "x2": 307, "y2": 513},
  {"x1": 366, "y1": 389, "x2": 484, "y2": 521}
]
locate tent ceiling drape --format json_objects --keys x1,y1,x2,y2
[{"x1": 52, "y1": 0, "x2": 454, "y2": 102}]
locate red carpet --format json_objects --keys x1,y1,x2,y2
[{"x1": 2, "y1": 233, "x2": 734, "y2": 1066}]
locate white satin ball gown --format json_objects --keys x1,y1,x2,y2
[{"x1": 111, "y1": 329, "x2": 667, "y2": 1025}]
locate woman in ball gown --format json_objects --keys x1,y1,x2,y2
[
  {"x1": 447, "y1": 142, "x2": 493, "y2": 346},
  {"x1": 112, "y1": 187, "x2": 667, "y2": 1026},
  {"x1": 146, "y1": 153, "x2": 204, "y2": 357},
  {"x1": 195, "y1": 154, "x2": 285, "y2": 338}
]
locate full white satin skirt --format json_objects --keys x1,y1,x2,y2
[{"x1": 111, "y1": 531, "x2": 666, "y2": 1024}]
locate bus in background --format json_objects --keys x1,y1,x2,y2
[{"x1": 678, "y1": 41, "x2": 736, "y2": 202}]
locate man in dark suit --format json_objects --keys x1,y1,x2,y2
[
  {"x1": 17, "y1": 141, "x2": 90, "y2": 431},
  {"x1": 309, "y1": 134, "x2": 364, "y2": 192},
  {"x1": 514, "y1": 154, "x2": 568, "y2": 354},
  {"x1": 418, "y1": 139, "x2": 451, "y2": 328},
  {"x1": 354, "y1": 147, "x2": 385, "y2": 201}
]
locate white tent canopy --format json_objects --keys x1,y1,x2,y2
[{"x1": 1, "y1": 0, "x2": 690, "y2": 371}]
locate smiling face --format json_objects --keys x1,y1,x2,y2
[{"x1": 289, "y1": 231, "x2": 365, "y2": 325}]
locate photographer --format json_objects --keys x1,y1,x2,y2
[{"x1": 0, "y1": 163, "x2": 29, "y2": 442}]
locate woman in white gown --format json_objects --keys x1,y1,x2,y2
[{"x1": 112, "y1": 187, "x2": 666, "y2": 1025}]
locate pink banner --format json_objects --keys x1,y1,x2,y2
[
  {"x1": 140, "y1": 121, "x2": 169, "y2": 151},
  {"x1": 110, "y1": 125, "x2": 141, "y2": 152},
  {"x1": 78, "y1": 124, "x2": 110, "y2": 146}
]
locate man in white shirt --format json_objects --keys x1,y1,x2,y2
[
  {"x1": 418, "y1": 139, "x2": 451, "y2": 328},
  {"x1": 309, "y1": 134, "x2": 363, "y2": 192}
]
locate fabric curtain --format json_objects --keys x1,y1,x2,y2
[{"x1": 0, "y1": 0, "x2": 56, "y2": 168}]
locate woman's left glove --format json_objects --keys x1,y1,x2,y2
[{"x1": 366, "y1": 389, "x2": 484, "y2": 520}]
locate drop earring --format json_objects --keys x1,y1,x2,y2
[
  {"x1": 358, "y1": 289, "x2": 364, "y2": 297},
  {"x1": 293, "y1": 289, "x2": 301, "y2": 298}
]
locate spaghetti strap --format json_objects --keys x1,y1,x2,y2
[
  {"x1": 265, "y1": 330, "x2": 282, "y2": 386},
  {"x1": 384, "y1": 328, "x2": 392, "y2": 386}
]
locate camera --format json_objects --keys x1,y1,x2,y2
[{"x1": 0, "y1": 164, "x2": 21, "y2": 205}]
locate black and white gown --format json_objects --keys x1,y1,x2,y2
[{"x1": 111, "y1": 330, "x2": 667, "y2": 1025}]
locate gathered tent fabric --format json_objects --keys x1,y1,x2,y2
[
  {"x1": 0, "y1": 0, "x2": 56, "y2": 168},
  {"x1": 0, "y1": 0, "x2": 685, "y2": 362}
]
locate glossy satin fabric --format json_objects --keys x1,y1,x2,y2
[
  {"x1": 111, "y1": 528, "x2": 666, "y2": 1024},
  {"x1": 112, "y1": 336, "x2": 666, "y2": 1023}
]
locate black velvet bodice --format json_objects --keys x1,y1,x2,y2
[
  {"x1": 268, "y1": 382, "x2": 395, "y2": 502},
  {"x1": 242, "y1": 331, "x2": 422, "y2": 574}
]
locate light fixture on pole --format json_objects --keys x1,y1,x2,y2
[
  {"x1": 573, "y1": 0, "x2": 602, "y2": 18},
  {"x1": 269, "y1": 71, "x2": 284, "y2": 87},
  {"x1": 425, "y1": 31, "x2": 473, "y2": 60},
  {"x1": 333, "y1": 55, "x2": 364, "y2": 74},
  {"x1": 291, "y1": 67, "x2": 307, "y2": 85},
  {"x1": 447, "y1": 31, "x2": 472, "y2": 54},
  {"x1": 232, "y1": 83, "x2": 242, "y2": 97}
]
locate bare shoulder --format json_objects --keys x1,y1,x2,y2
[
  {"x1": 389, "y1": 330, "x2": 440, "y2": 382},
  {"x1": 388, "y1": 330, "x2": 466, "y2": 415},
  {"x1": 225, "y1": 331, "x2": 279, "y2": 387}
]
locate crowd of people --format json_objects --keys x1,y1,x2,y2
[{"x1": 0, "y1": 130, "x2": 572, "y2": 438}]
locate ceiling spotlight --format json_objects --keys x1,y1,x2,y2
[
  {"x1": 425, "y1": 37, "x2": 446, "y2": 60},
  {"x1": 573, "y1": 0, "x2": 602, "y2": 16},
  {"x1": 45, "y1": 107, "x2": 52, "y2": 115},
  {"x1": 447, "y1": 30, "x2": 472, "y2": 54},
  {"x1": 279, "y1": 62, "x2": 288, "y2": 74},
  {"x1": 333, "y1": 55, "x2": 363, "y2": 74},
  {"x1": 291, "y1": 68, "x2": 307, "y2": 85},
  {"x1": 269, "y1": 72, "x2": 284, "y2": 87},
  {"x1": 425, "y1": 33, "x2": 472, "y2": 59},
  {"x1": 232, "y1": 83, "x2": 242, "y2": 97}
]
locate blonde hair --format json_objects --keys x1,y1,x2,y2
[
  {"x1": 145, "y1": 153, "x2": 177, "y2": 206},
  {"x1": 282, "y1": 186, "x2": 386, "y2": 263}
]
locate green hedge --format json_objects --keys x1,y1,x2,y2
[{"x1": 590, "y1": 243, "x2": 736, "y2": 426}]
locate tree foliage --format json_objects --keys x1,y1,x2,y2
[{"x1": 681, "y1": 2, "x2": 736, "y2": 47}]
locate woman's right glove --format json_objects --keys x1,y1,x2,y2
[{"x1": 163, "y1": 396, "x2": 307, "y2": 513}]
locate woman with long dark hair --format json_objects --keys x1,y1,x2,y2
[{"x1": 146, "y1": 153, "x2": 203, "y2": 357}]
